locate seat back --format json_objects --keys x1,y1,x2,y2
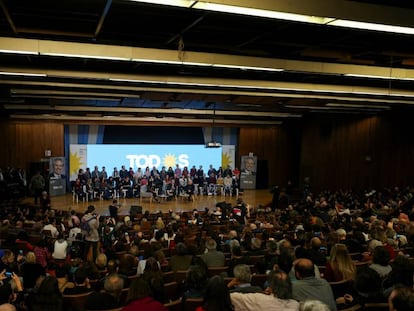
[
  {"x1": 207, "y1": 266, "x2": 229, "y2": 278},
  {"x1": 174, "y1": 270, "x2": 189, "y2": 284},
  {"x1": 163, "y1": 281, "x2": 179, "y2": 302},
  {"x1": 164, "y1": 299, "x2": 182, "y2": 311},
  {"x1": 183, "y1": 298, "x2": 203, "y2": 311},
  {"x1": 63, "y1": 291, "x2": 92, "y2": 311},
  {"x1": 329, "y1": 279, "x2": 356, "y2": 300}
]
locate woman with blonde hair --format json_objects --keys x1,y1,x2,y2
[{"x1": 324, "y1": 243, "x2": 356, "y2": 282}]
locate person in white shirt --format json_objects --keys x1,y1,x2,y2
[
  {"x1": 52, "y1": 233, "x2": 68, "y2": 260},
  {"x1": 42, "y1": 219, "x2": 59, "y2": 238},
  {"x1": 230, "y1": 270, "x2": 299, "y2": 311}
]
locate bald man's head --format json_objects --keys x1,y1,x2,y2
[
  {"x1": 295, "y1": 258, "x2": 315, "y2": 279},
  {"x1": 310, "y1": 237, "x2": 321, "y2": 250}
]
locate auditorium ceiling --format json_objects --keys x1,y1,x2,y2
[{"x1": 1, "y1": 0, "x2": 414, "y2": 126}]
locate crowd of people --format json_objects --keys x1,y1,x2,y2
[
  {"x1": 1, "y1": 163, "x2": 414, "y2": 310},
  {"x1": 72, "y1": 164, "x2": 241, "y2": 202}
]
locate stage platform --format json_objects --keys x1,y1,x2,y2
[{"x1": 21, "y1": 189, "x2": 273, "y2": 217}]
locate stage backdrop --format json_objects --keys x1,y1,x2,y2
[{"x1": 69, "y1": 144, "x2": 234, "y2": 181}]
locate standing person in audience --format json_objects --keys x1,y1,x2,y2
[
  {"x1": 29, "y1": 171, "x2": 45, "y2": 205},
  {"x1": 82, "y1": 205, "x2": 100, "y2": 262}
]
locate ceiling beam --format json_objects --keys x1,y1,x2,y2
[
  {"x1": 94, "y1": 0, "x2": 112, "y2": 38},
  {"x1": 2, "y1": 37, "x2": 414, "y2": 80}
]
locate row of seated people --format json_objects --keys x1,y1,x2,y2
[
  {"x1": 81, "y1": 164, "x2": 239, "y2": 186},
  {"x1": 71, "y1": 173, "x2": 239, "y2": 202}
]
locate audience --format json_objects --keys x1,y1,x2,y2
[{"x1": 2, "y1": 168, "x2": 414, "y2": 310}]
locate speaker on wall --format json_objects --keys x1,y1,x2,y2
[{"x1": 256, "y1": 160, "x2": 268, "y2": 189}]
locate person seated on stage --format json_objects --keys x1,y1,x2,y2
[
  {"x1": 185, "y1": 178, "x2": 195, "y2": 201},
  {"x1": 178, "y1": 176, "x2": 188, "y2": 195},
  {"x1": 216, "y1": 173, "x2": 224, "y2": 195},
  {"x1": 120, "y1": 175, "x2": 133, "y2": 198},
  {"x1": 153, "y1": 174, "x2": 163, "y2": 194},
  {"x1": 102, "y1": 176, "x2": 114, "y2": 199},
  {"x1": 164, "y1": 175, "x2": 175, "y2": 200},
  {"x1": 92, "y1": 176, "x2": 102, "y2": 198},
  {"x1": 207, "y1": 172, "x2": 217, "y2": 195},
  {"x1": 73, "y1": 178, "x2": 87, "y2": 201},
  {"x1": 223, "y1": 174, "x2": 234, "y2": 195}
]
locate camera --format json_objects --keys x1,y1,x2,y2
[{"x1": 5, "y1": 272, "x2": 12, "y2": 278}]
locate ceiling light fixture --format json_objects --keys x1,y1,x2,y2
[
  {"x1": 344, "y1": 73, "x2": 414, "y2": 81},
  {"x1": 41, "y1": 52, "x2": 132, "y2": 61},
  {"x1": 0, "y1": 49, "x2": 38, "y2": 55},
  {"x1": 127, "y1": 0, "x2": 414, "y2": 35},
  {"x1": 326, "y1": 103, "x2": 390, "y2": 109},
  {"x1": 0, "y1": 71, "x2": 46, "y2": 77},
  {"x1": 327, "y1": 19, "x2": 414, "y2": 35}
]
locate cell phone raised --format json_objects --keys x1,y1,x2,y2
[{"x1": 5, "y1": 272, "x2": 12, "y2": 278}]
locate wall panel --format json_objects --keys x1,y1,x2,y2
[
  {"x1": 0, "y1": 121, "x2": 64, "y2": 172},
  {"x1": 239, "y1": 126, "x2": 295, "y2": 188}
]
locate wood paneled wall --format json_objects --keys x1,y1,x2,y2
[
  {"x1": 0, "y1": 121, "x2": 64, "y2": 171},
  {"x1": 2, "y1": 113, "x2": 414, "y2": 193},
  {"x1": 299, "y1": 113, "x2": 414, "y2": 192},
  {"x1": 238, "y1": 125, "x2": 299, "y2": 188}
]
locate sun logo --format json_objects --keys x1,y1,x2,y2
[
  {"x1": 222, "y1": 152, "x2": 232, "y2": 167},
  {"x1": 163, "y1": 153, "x2": 177, "y2": 168},
  {"x1": 70, "y1": 151, "x2": 84, "y2": 177}
]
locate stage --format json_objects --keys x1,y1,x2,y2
[{"x1": 23, "y1": 189, "x2": 274, "y2": 217}]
